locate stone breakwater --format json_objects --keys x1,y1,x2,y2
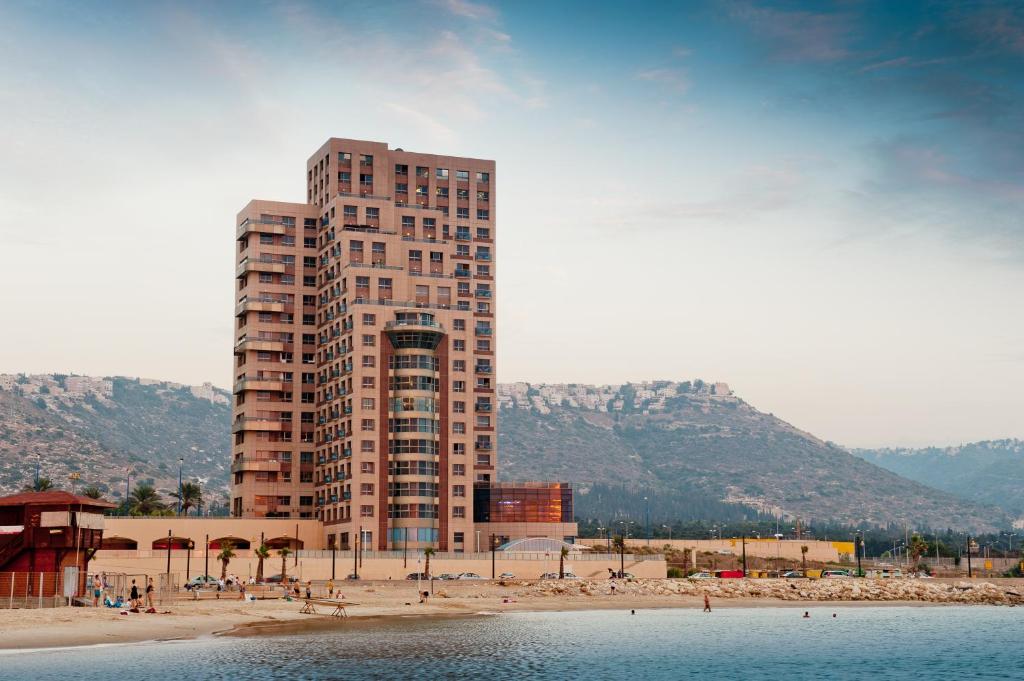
[{"x1": 505, "y1": 579, "x2": 1024, "y2": 605}]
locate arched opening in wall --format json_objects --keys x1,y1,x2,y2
[
  {"x1": 152, "y1": 536, "x2": 192, "y2": 551},
  {"x1": 208, "y1": 536, "x2": 251, "y2": 550},
  {"x1": 101, "y1": 536, "x2": 138, "y2": 550},
  {"x1": 265, "y1": 536, "x2": 304, "y2": 551}
]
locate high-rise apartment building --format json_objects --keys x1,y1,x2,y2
[{"x1": 232, "y1": 139, "x2": 497, "y2": 552}]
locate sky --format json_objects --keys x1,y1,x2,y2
[{"x1": 1, "y1": 0, "x2": 1022, "y2": 448}]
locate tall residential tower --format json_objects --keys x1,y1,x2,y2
[{"x1": 232, "y1": 139, "x2": 497, "y2": 552}]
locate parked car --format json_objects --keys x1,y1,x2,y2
[
  {"x1": 405, "y1": 572, "x2": 429, "y2": 581},
  {"x1": 714, "y1": 570, "x2": 745, "y2": 579},
  {"x1": 540, "y1": 572, "x2": 579, "y2": 579},
  {"x1": 687, "y1": 571, "x2": 714, "y2": 580},
  {"x1": 263, "y1": 574, "x2": 287, "y2": 584},
  {"x1": 821, "y1": 570, "x2": 851, "y2": 578},
  {"x1": 186, "y1": 575, "x2": 217, "y2": 588},
  {"x1": 437, "y1": 573, "x2": 459, "y2": 581},
  {"x1": 782, "y1": 571, "x2": 805, "y2": 578},
  {"x1": 498, "y1": 572, "x2": 516, "y2": 580},
  {"x1": 456, "y1": 572, "x2": 486, "y2": 580},
  {"x1": 345, "y1": 573, "x2": 360, "y2": 581}
]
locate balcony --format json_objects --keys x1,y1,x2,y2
[
  {"x1": 234, "y1": 335, "x2": 292, "y2": 354},
  {"x1": 474, "y1": 289, "x2": 492, "y2": 298},
  {"x1": 236, "y1": 218, "x2": 293, "y2": 240},
  {"x1": 231, "y1": 416, "x2": 291, "y2": 433},
  {"x1": 231, "y1": 457, "x2": 284, "y2": 473},
  {"x1": 474, "y1": 441, "x2": 493, "y2": 451},
  {"x1": 235, "y1": 297, "x2": 293, "y2": 316},
  {"x1": 474, "y1": 402, "x2": 492, "y2": 412},
  {"x1": 234, "y1": 377, "x2": 289, "y2": 393},
  {"x1": 474, "y1": 327, "x2": 493, "y2": 336},
  {"x1": 235, "y1": 257, "x2": 293, "y2": 278},
  {"x1": 474, "y1": 365, "x2": 493, "y2": 374}
]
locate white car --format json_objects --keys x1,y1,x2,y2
[
  {"x1": 456, "y1": 572, "x2": 486, "y2": 580},
  {"x1": 687, "y1": 571, "x2": 714, "y2": 580},
  {"x1": 540, "y1": 572, "x2": 579, "y2": 579},
  {"x1": 498, "y1": 572, "x2": 516, "y2": 579}
]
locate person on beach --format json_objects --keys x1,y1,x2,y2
[
  {"x1": 239, "y1": 581, "x2": 247, "y2": 600},
  {"x1": 703, "y1": 595, "x2": 711, "y2": 613},
  {"x1": 305, "y1": 581, "x2": 312, "y2": 600},
  {"x1": 146, "y1": 577, "x2": 155, "y2": 608},
  {"x1": 327, "y1": 579, "x2": 335, "y2": 598},
  {"x1": 803, "y1": 612, "x2": 810, "y2": 618},
  {"x1": 129, "y1": 580, "x2": 140, "y2": 609},
  {"x1": 92, "y1": 575, "x2": 102, "y2": 606}
]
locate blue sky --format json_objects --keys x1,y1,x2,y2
[{"x1": 1, "y1": 0, "x2": 1022, "y2": 447}]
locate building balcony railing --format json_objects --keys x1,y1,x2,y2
[
  {"x1": 231, "y1": 416, "x2": 291, "y2": 433},
  {"x1": 234, "y1": 377, "x2": 290, "y2": 393}
]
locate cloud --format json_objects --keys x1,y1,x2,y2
[
  {"x1": 438, "y1": 0, "x2": 498, "y2": 22},
  {"x1": 635, "y1": 67, "x2": 690, "y2": 94},
  {"x1": 726, "y1": 1, "x2": 858, "y2": 62}
]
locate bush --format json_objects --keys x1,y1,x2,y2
[{"x1": 667, "y1": 567, "x2": 684, "y2": 578}]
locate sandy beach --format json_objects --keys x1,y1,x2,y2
[{"x1": 2, "y1": 577, "x2": 1020, "y2": 651}]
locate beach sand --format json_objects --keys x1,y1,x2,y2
[{"x1": 0, "y1": 578, "x2": 1014, "y2": 651}]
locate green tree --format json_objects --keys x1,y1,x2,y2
[
  {"x1": 171, "y1": 482, "x2": 203, "y2": 516},
  {"x1": 217, "y1": 541, "x2": 236, "y2": 581},
  {"x1": 23, "y1": 477, "x2": 54, "y2": 492},
  {"x1": 254, "y1": 543, "x2": 271, "y2": 583},
  {"x1": 81, "y1": 485, "x2": 103, "y2": 499},
  {"x1": 423, "y1": 547, "x2": 435, "y2": 579},
  {"x1": 128, "y1": 483, "x2": 167, "y2": 516},
  {"x1": 559, "y1": 546, "x2": 569, "y2": 579},
  {"x1": 278, "y1": 547, "x2": 292, "y2": 584}
]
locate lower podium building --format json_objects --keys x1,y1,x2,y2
[{"x1": 230, "y1": 137, "x2": 576, "y2": 547}]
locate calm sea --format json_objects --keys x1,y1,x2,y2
[{"x1": 2, "y1": 606, "x2": 1021, "y2": 680}]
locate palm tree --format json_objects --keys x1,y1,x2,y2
[
  {"x1": 217, "y1": 541, "x2": 236, "y2": 581},
  {"x1": 908, "y1": 534, "x2": 929, "y2": 573},
  {"x1": 81, "y1": 485, "x2": 103, "y2": 499},
  {"x1": 800, "y1": 545, "x2": 809, "y2": 575},
  {"x1": 171, "y1": 482, "x2": 203, "y2": 516},
  {"x1": 423, "y1": 547, "x2": 435, "y2": 579},
  {"x1": 128, "y1": 483, "x2": 167, "y2": 516},
  {"x1": 612, "y1": 535, "x2": 626, "y2": 578},
  {"x1": 254, "y1": 543, "x2": 271, "y2": 583},
  {"x1": 559, "y1": 546, "x2": 569, "y2": 579},
  {"x1": 278, "y1": 547, "x2": 292, "y2": 584},
  {"x1": 23, "y1": 477, "x2": 54, "y2": 492}
]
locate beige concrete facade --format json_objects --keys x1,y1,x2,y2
[{"x1": 232, "y1": 138, "x2": 502, "y2": 554}]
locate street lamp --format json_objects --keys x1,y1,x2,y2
[
  {"x1": 644, "y1": 496, "x2": 650, "y2": 547},
  {"x1": 662, "y1": 524, "x2": 672, "y2": 542}
]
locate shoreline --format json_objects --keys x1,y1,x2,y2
[{"x1": 2, "y1": 578, "x2": 1019, "y2": 652}]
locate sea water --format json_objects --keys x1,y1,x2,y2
[{"x1": 1, "y1": 606, "x2": 1021, "y2": 680}]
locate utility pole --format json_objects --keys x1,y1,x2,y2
[
  {"x1": 125, "y1": 468, "x2": 131, "y2": 514},
  {"x1": 331, "y1": 540, "x2": 336, "y2": 580},
  {"x1": 353, "y1": 527, "x2": 360, "y2": 579},
  {"x1": 967, "y1": 536, "x2": 973, "y2": 578},
  {"x1": 491, "y1": 534, "x2": 496, "y2": 579},
  {"x1": 855, "y1": 534, "x2": 863, "y2": 577},
  {"x1": 204, "y1": 534, "x2": 209, "y2": 580},
  {"x1": 403, "y1": 528, "x2": 408, "y2": 569},
  {"x1": 177, "y1": 457, "x2": 183, "y2": 516},
  {"x1": 165, "y1": 529, "x2": 172, "y2": 581},
  {"x1": 186, "y1": 539, "x2": 193, "y2": 581},
  {"x1": 644, "y1": 496, "x2": 650, "y2": 547}
]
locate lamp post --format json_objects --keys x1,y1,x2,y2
[
  {"x1": 662, "y1": 524, "x2": 672, "y2": 542},
  {"x1": 124, "y1": 468, "x2": 131, "y2": 514},
  {"x1": 177, "y1": 457, "x2": 184, "y2": 516},
  {"x1": 644, "y1": 496, "x2": 650, "y2": 547},
  {"x1": 34, "y1": 453, "x2": 40, "y2": 487}
]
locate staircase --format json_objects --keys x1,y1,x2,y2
[{"x1": 0, "y1": 532, "x2": 25, "y2": 571}]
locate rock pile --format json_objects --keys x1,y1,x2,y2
[{"x1": 515, "y1": 578, "x2": 1023, "y2": 605}]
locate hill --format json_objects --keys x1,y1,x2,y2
[
  {"x1": 497, "y1": 381, "x2": 1010, "y2": 531},
  {"x1": 853, "y1": 440, "x2": 1024, "y2": 516},
  {"x1": 0, "y1": 374, "x2": 231, "y2": 506}
]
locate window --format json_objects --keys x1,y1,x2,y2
[
  {"x1": 456, "y1": 170, "x2": 469, "y2": 181},
  {"x1": 361, "y1": 440, "x2": 375, "y2": 452},
  {"x1": 453, "y1": 360, "x2": 465, "y2": 372},
  {"x1": 361, "y1": 397, "x2": 375, "y2": 410},
  {"x1": 436, "y1": 186, "x2": 449, "y2": 198},
  {"x1": 338, "y1": 152, "x2": 351, "y2": 163},
  {"x1": 360, "y1": 483, "x2": 374, "y2": 495},
  {"x1": 453, "y1": 422, "x2": 465, "y2": 434},
  {"x1": 476, "y1": 171, "x2": 489, "y2": 182},
  {"x1": 360, "y1": 154, "x2": 373, "y2": 165},
  {"x1": 453, "y1": 339, "x2": 465, "y2": 351},
  {"x1": 362, "y1": 334, "x2": 375, "y2": 346},
  {"x1": 409, "y1": 250, "x2": 422, "y2": 262},
  {"x1": 453, "y1": 400, "x2": 465, "y2": 413},
  {"x1": 453, "y1": 485, "x2": 465, "y2": 497},
  {"x1": 436, "y1": 168, "x2": 448, "y2": 179},
  {"x1": 453, "y1": 443, "x2": 466, "y2": 455},
  {"x1": 359, "y1": 173, "x2": 373, "y2": 185},
  {"x1": 395, "y1": 164, "x2": 408, "y2": 174},
  {"x1": 456, "y1": 207, "x2": 469, "y2": 219},
  {"x1": 258, "y1": 273, "x2": 273, "y2": 283},
  {"x1": 362, "y1": 313, "x2": 376, "y2": 325},
  {"x1": 453, "y1": 506, "x2": 466, "y2": 519},
  {"x1": 361, "y1": 418, "x2": 375, "y2": 431},
  {"x1": 362, "y1": 376, "x2": 375, "y2": 388},
  {"x1": 430, "y1": 251, "x2": 443, "y2": 263},
  {"x1": 371, "y1": 242, "x2": 385, "y2": 255},
  {"x1": 361, "y1": 355, "x2": 375, "y2": 368},
  {"x1": 416, "y1": 285, "x2": 429, "y2": 300},
  {"x1": 360, "y1": 505, "x2": 374, "y2": 517},
  {"x1": 453, "y1": 464, "x2": 465, "y2": 476},
  {"x1": 344, "y1": 205, "x2": 357, "y2": 219},
  {"x1": 416, "y1": 166, "x2": 429, "y2": 178},
  {"x1": 351, "y1": 240, "x2": 364, "y2": 254},
  {"x1": 396, "y1": 183, "x2": 408, "y2": 193},
  {"x1": 453, "y1": 319, "x2": 465, "y2": 331},
  {"x1": 453, "y1": 381, "x2": 465, "y2": 393},
  {"x1": 339, "y1": 171, "x2": 351, "y2": 182},
  {"x1": 456, "y1": 188, "x2": 469, "y2": 199},
  {"x1": 477, "y1": 191, "x2": 489, "y2": 201},
  {"x1": 477, "y1": 209, "x2": 489, "y2": 220},
  {"x1": 366, "y1": 207, "x2": 380, "y2": 220}
]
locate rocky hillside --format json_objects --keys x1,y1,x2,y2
[
  {"x1": 497, "y1": 382, "x2": 1011, "y2": 531},
  {"x1": 853, "y1": 440, "x2": 1024, "y2": 516},
  {"x1": 0, "y1": 374, "x2": 231, "y2": 504}
]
